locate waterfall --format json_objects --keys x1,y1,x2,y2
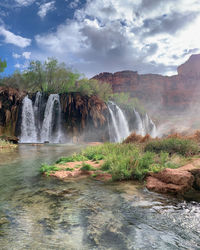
[
  {"x1": 108, "y1": 105, "x2": 121, "y2": 142},
  {"x1": 20, "y1": 96, "x2": 37, "y2": 143},
  {"x1": 108, "y1": 102, "x2": 130, "y2": 142},
  {"x1": 41, "y1": 94, "x2": 62, "y2": 143},
  {"x1": 144, "y1": 113, "x2": 157, "y2": 138},
  {"x1": 134, "y1": 109, "x2": 146, "y2": 136},
  {"x1": 134, "y1": 112, "x2": 157, "y2": 138},
  {"x1": 33, "y1": 92, "x2": 42, "y2": 139}
]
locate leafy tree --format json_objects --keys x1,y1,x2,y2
[
  {"x1": 0, "y1": 58, "x2": 7, "y2": 73},
  {"x1": 111, "y1": 92, "x2": 146, "y2": 114},
  {"x1": 25, "y1": 60, "x2": 46, "y2": 91},
  {"x1": 0, "y1": 57, "x2": 112, "y2": 102}
]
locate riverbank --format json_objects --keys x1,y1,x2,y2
[{"x1": 0, "y1": 139, "x2": 17, "y2": 149}]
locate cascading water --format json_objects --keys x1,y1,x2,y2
[
  {"x1": 20, "y1": 96, "x2": 37, "y2": 143},
  {"x1": 143, "y1": 113, "x2": 157, "y2": 138},
  {"x1": 108, "y1": 102, "x2": 130, "y2": 142},
  {"x1": 33, "y1": 92, "x2": 42, "y2": 140},
  {"x1": 108, "y1": 105, "x2": 121, "y2": 142},
  {"x1": 134, "y1": 109, "x2": 146, "y2": 136},
  {"x1": 20, "y1": 93, "x2": 62, "y2": 143},
  {"x1": 41, "y1": 94, "x2": 62, "y2": 143}
]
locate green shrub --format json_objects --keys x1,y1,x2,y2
[
  {"x1": 133, "y1": 151, "x2": 155, "y2": 180},
  {"x1": 65, "y1": 167, "x2": 74, "y2": 171},
  {"x1": 40, "y1": 164, "x2": 59, "y2": 174},
  {"x1": 56, "y1": 154, "x2": 88, "y2": 164},
  {"x1": 81, "y1": 146, "x2": 105, "y2": 161},
  {"x1": 80, "y1": 163, "x2": 96, "y2": 171},
  {"x1": 145, "y1": 138, "x2": 199, "y2": 156}
]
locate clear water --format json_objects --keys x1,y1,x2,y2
[{"x1": 0, "y1": 145, "x2": 200, "y2": 249}]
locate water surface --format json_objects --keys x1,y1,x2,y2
[{"x1": 0, "y1": 145, "x2": 200, "y2": 249}]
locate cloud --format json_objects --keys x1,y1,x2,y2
[
  {"x1": 14, "y1": 63, "x2": 21, "y2": 68},
  {"x1": 34, "y1": 0, "x2": 200, "y2": 77},
  {"x1": 12, "y1": 53, "x2": 21, "y2": 58},
  {"x1": 38, "y1": 1, "x2": 55, "y2": 19},
  {"x1": 22, "y1": 51, "x2": 31, "y2": 59},
  {"x1": 0, "y1": 26, "x2": 31, "y2": 48},
  {"x1": 15, "y1": 0, "x2": 35, "y2": 6},
  {"x1": 142, "y1": 11, "x2": 199, "y2": 37}
]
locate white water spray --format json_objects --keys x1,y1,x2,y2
[
  {"x1": 134, "y1": 109, "x2": 146, "y2": 136},
  {"x1": 20, "y1": 96, "x2": 37, "y2": 143},
  {"x1": 41, "y1": 94, "x2": 62, "y2": 143},
  {"x1": 108, "y1": 102, "x2": 130, "y2": 142}
]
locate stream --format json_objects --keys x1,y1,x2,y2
[{"x1": 0, "y1": 145, "x2": 200, "y2": 249}]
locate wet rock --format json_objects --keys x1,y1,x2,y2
[
  {"x1": 44, "y1": 188, "x2": 78, "y2": 198},
  {"x1": 0, "y1": 217, "x2": 9, "y2": 226},
  {"x1": 190, "y1": 169, "x2": 200, "y2": 190},
  {"x1": 151, "y1": 168, "x2": 194, "y2": 186},
  {"x1": 146, "y1": 168, "x2": 195, "y2": 194},
  {"x1": 146, "y1": 176, "x2": 189, "y2": 194}
]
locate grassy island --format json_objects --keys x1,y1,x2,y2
[{"x1": 40, "y1": 133, "x2": 200, "y2": 182}]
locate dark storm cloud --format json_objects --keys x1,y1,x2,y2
[
  {"x1": 143, "y1": 11, "x2": 199, "y2": 36},
  {"x1": 139, "y1": 0, "x2": 175, "y2": 10},
  {"x1": 100, "y1": 5, "x2": 117, "y2": 16}
]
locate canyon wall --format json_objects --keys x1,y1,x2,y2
[{"x1": 93, "y1": 54, "x2": 200, "y2": 113}]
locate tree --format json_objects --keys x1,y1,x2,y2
[
  {"x1": 0, "y1": 58, "x2": 7, "y2": 73},
  {"x1": 25, "y1": 60, "x2": 46, "y2": 91}
]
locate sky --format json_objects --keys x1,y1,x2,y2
[{"x1": 0, "y1": 0, "x2": 200, "y2": 77}]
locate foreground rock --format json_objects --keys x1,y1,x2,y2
[{"x1": 146, "y1": 159, "x2": 200, "y2": 195}]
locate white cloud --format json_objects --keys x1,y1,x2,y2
[
  {"x1": 14, "y1": 63, "x2": 21, "y2": 68},
  {"x1": 22, "y1": 51, "x2": 31, "y2": 59},
  {"x1": 15, "y1": 0, "x2": 35, "y2": 6},
  {"x1": 0, "y1": 26, "x2": 31, "y2": 48},
  {"x1": 34, "y1": 0, "x2": 200, "y2": 77},
  {"x1": 12, "y1": 52, "x2": 21, "y2": 59},
  {"x1": 38, "y1": 1, "x2": 55, "y2": 19}
]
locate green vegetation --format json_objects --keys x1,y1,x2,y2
[
  {"x1": 0, "y1": 139, "x2": 17, "y2": 149},
  {"x1": 40, "y1": 164, "x2": 60, "y2": 176},
  {"x1": 0, "y1": 58, "x2": 112, "y2": 101},
  {"x1": 54, "y1": 143, "x2": 189, "y2": 181},
  {"x1": 144, "y1": 138, "x2": 199, "y2": 156},
  {"x1": 65, "y1": 167, "x2": 74, "y2": 171},
  {"x1": 111, "y1": 92, "x2": 146, "y2": 114},
  {"x1": 80, "y1": 163, "x2": 96, "y2": 171},
  {"x1": 41, "y1": 137, "x2": 199, "y2": 181},
  {"x1": 0, "y1": 58, "x2": 7, "y2": 74},
  {"x1": 56, "y1": 154, "x2": 88, "y2": 164}
]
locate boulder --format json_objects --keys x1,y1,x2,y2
[
  {"x1": 150, "y1": 168, "x2": 194, "y2": 186},
  {"x1": 146, "y1": 176, "x2": 188, "y2": 194}
]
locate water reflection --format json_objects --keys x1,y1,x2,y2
[{"x1": 0, "y1": 145, "x2": 200, "y2": 249}]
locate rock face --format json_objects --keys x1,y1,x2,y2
[
  {"x1": 93, "y1": 54, "x2": 200, "y2": 112},
  {"x1": 146, "y1": 159, "x2": 200, "y2": 195},
  {"x1": 0, "y1": 87, "x2": 109, "y2": 142},
  {"x1": 0, "y1": 87, "x2": 26, "y2": 137},
  {"x1": 60, "y1": 93, "x2": 109, "y2": 142}
]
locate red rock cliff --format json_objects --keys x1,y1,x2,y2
[{"x1": 93, "y1": 54, "x2": 200, "y2": 112}]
